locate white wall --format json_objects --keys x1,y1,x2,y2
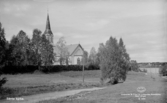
[{"x1": 73, "y1": 56, "x2": 82, "y2": 65}]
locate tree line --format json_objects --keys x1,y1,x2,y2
[
  {"x1": 0, "y1": 23, "x2": 55, "y2": 70},
  {"x1": 0, "y1": 21, "x2": 139, "y2": 86}
]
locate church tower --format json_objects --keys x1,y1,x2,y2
[{"x1": 43, "y1": 11, "x2": 53, "y2": 44}]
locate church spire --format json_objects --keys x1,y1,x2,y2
[
  {"x1": 44, "y1": 9, "x2": 53, "y2": 44},
  {"x1": 45, "y1": 11, "x2": 52, "y2": 34}
]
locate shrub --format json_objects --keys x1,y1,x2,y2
[
  {"x1": 41, "y1": 65, "x2": 99, "y2": 73},
  {"x1": 1, "y1": 66, "x2": 38, "y2": 74},
  {"x1": 0, "y1": 71, "x2": 7, "y2": 90},
  {"x1": 130, "y1": 60, "x2": 139, "y2": 72},
  {"x1": 0, "y1": 77, "x2": 7, "y2": 89},
  {"x1": 143, "y1": 69, "x2": 147, "y2": 73},
  {"x1": 1, "y1": 65, "x2": 100, "y2": 74},
  {"x1": 159, "y1": 64, "x2": 167, "y2": 76}
]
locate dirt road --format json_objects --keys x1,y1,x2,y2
[{"x1": 0, "y1": 87, "x2": 105, "y2": 103}]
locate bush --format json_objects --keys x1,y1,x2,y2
[
  {"x1": 0, "y1": 77, "x2": 7, "y2": 89},
  {"x1": 41, "y1": 65, "x2": 99, "y2": 73},
  {"x1": 130, "y1": 60, "x2": 139, "y2": 72},
  {"x1": 159, "y1": 64, "x2": 167, "y2": 76},
  {"x1": 0, "y1": 71, "x2": 7, "y2": 90},
  {"x1": 108, "y1": 77, "x2": 118, "y2": 85},
  {"x1": 1, "y1": 65, "x2": 100, "y2": 74},
  {"x1": 143, "y1": 69, "x2": 147, "y2": 73},
  {"x1": 1, "y1": 66, "x2": 38, "y2": 74}
]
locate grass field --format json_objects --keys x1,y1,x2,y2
[
  {"x1": 2, "y1": 70, "x2": 166, "y2": 103},
  {"x1": 2, "y1": 70, "x2": 101, "y2": 88},
  {"x1": 38, "y1": 72, "x2": 167, "y2": 103},
  {"x1": 0, "y1": 70, "x2": 102, "y2": 100}
]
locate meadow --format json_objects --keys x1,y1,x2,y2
[
  {"x1": 38, "y1": 71, "x2": 167, "y2": 103},
  {"x1": 1, "y1": 69, "x2": 166, "y2": 103},
  {"x1": 0, "y1": 70, "x2": 102, "y2": 100}
]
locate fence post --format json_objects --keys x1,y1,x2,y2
[{"x1": 82, "y1": 62, "x2": 85, "y2": 84}]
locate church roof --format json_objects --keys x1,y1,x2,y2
[
  {"x1": 54, "y1": 44, "x2": 84, "y2": 56},
  {"x1": 67, "y1": 44, "x2": 79, "y2": 55}
]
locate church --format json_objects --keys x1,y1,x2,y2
[{"x1": 43, "y1": 12, "x2": 85, "y2": 65}]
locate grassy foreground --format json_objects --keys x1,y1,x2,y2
[
  {"x1": 0, "y1": 70, "x2": 101, "y2": 100},
  {"x1": 38, "y1": 72, "x2": 167, "y2": 103}
]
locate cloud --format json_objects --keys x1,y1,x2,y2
[
  {"x1": 33, "y1": 0, "x2": 55, "y2": 3},
  {"x1": 1, "y1": 0, "x2": 166, "y2": 62},
  {"x1": 3, "y1": 3, "x2": 30, "y2": 17},
  {"x1": 71, "y1": 34, "x2": 89, "y2": 39},
  {"x1": 125, "y1": 31, "x2": 166, "y2": 62},
  {"x1": 131, "y1": 50, "x2": 167, "y2": 62},
  {"x1": 30, "y1": 19, "x2": 45, "y2": 26},
  {"x1": 54, "y1": 32, "x2": 64, "y2": 37},
  {"x1": 85, "y1": 19, "x2": 110, "y2": 30}
]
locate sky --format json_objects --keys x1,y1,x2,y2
[{"x1": 0, "y1": 0, "x2": 167, "y2": 62}]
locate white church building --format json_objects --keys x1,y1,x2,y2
[{"x1": 43, "y1": 13, "x2": 84, "y2": 65}]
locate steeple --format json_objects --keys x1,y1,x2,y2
[{"x1": 44, "y1": 10, "x2": 53, "y2": 44}]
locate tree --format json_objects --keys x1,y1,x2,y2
[
  {"x1": 40, "y1": 34, "x2": 55, "y2": 66},
  {"x1": 159, "y1": 63, "x2": 167, "y2": 76},
  {"x1": 119, "y1": 38, "x2": 130, "y2": 62},
  {"x1": 17, "y1": 30, "x2": 31, "y2": 66},
  {"x1": 56, "y1": 37, "x2": 69, "y2": 65},
  {"x1": 9, "y1": 30, "x2": 30, "y2": 66},
  {"x1": 118, "y1": 38, "x2": 131, "y2": 74},
  {"x1": 88, "y1": 47, "x2": 99, "y2": 70},
  {"x1": 88, "y1": 47, "x2": 97, "y2": 65},
  {"x1": 8, "y1": 35, "x2": 20, "y2": 66},
  {"x1": 98, "y1": 36, "x2": 130, "y2": 84},
  {"x1": 130, "y1": 60, "x2": 139, "y2": 72},
  {"x1": 0, "y1": 22, "x2": 7, "y2": 89},
  {"x1": 0, "y1": 23, "x2": 7, "y2": 68},
  {"x1": 31, "y1": 29, "x2": 42, "y2": 68}
]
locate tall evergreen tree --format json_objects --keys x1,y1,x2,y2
[
  {"x1": 9, "y1": 35, "x2": 20, "y2": 66},
  {"x1": 41, "y1": 34, "x2": 55, "y2": 66},
  {"x1": 9, "y1": 30, "x2": 30, "y2": 66},
  {"x1": 17, "y1": 30, "x2": 30, "y2": 65},
  {"x1": 0, "y1": 22, "x2": 7, "y2": 88},
  {"x1": 119, "y1": 38, "x2": 130, "y2": 62},
  {"x1": 0, "y1": 22, "x2": 7, "y2": 68},
  {"x1": 31, "y1": 29, "x2": 42, "y2": 67},
  {"x1": 98, "y1": 36, "x2": 130, "y2": 84},
  {"x1": 119, "y1": 38, "x2": 131, "y2": 73}
]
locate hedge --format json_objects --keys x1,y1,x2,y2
[
  {"x1": 1, "y1": 64, "x2": 99, "y2": 74},
  {"x1": 159, "y1": 64, "x2": 167, "y2": 76}
]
